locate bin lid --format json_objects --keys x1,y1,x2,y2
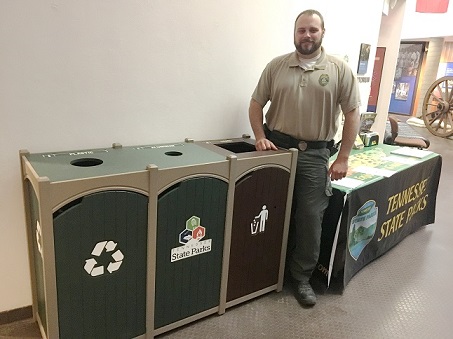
[{"x1": 26, "y1": 142, "x2": 228, "y2": 182}]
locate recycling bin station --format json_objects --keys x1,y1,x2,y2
[
  {"x1": 20, "y1": 140, "x2": 232, "y2": 339},
  {"x1": 192, "y1": 135, "x2": 297, "y2": 311}
]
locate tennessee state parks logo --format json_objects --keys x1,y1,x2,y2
[
  {"x1": 170, "y1": 216, "x2": 212, "y2": 262},
  {"x1": 348, "y1": 200, "x2": 378, "y2": 260},
  {"x1": 319, "y1": 74, "x2": 329, "y2": 86}
]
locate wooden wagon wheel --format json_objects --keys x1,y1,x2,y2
[{"x1": 422, "y1": 76, "x2": 453, "y2": 137}]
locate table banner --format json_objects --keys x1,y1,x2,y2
[{"x1": 313, "y1": 155, "x2": 442, "y2": 292}]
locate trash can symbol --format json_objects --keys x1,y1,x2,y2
[{"x1": 251, "y1": 205, "x2": 268, "y2": 235}]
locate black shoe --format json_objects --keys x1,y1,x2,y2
[{"x1": 295, "y1": 281, "x2": 317, "y2": 307}]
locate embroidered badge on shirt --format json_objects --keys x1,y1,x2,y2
[{"x1": 319, "y1": 74, "x2": 329, "y2": 86}]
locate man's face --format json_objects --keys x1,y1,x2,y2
[{"x1": 294, "y1": 14, "x2": 324, "y2": 58}]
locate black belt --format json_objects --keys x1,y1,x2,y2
[{"x1": 264, "y1": 124, "x2": 333, "y2": 151}]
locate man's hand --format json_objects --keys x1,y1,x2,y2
[
  {"x1": 328, "y1": 107, "x2": 359, "y2": 181},
  {"x1": 249, "y1": 99, "x2": 278, "y2": 151},
  {"x1": 255, "y1": 138, "x2": 278, "y2": 151},
  {"x1": 328, "y1": 157, "x2": 348, "y2": 181}
]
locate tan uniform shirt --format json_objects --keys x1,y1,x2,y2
[{"x1": 252, "y1": 48, "x2": 361, "y2": 141}]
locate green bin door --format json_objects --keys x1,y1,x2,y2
[
  {"x1": 53, "y1": 190, "x2": 148, "y2": 339},
  {"x1": 26, "y1": 180, "x2": 47, "y2": 336},
  {"x1": 155, "y1": 177, "x2": 227, "y2": 329},
  {"x1": 227, "y1": 167, "x2": 290, "y2": 302}
]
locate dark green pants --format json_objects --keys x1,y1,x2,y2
[{"x1": 287, "y1": 148, "x2": 332, "y2": 283}]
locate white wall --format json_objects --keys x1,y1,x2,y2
[
  {"x1": 401, "y1": 0, "x2": 453, "y2": 40},
  {"x1": 373, "y1": 0, "x2": 408, "y2": 139},
  {"x1": 0, "y1": 0, "x2": 383, "y2": 312}
]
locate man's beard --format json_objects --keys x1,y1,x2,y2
[{"x1": 295, "y1": 38, "x2": 322, "y2": 56}]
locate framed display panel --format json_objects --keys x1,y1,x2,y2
[
  {"x1": 357, "y1": 43, "x2": 371, "y2": 75},
  {"x1": 389, "y1": 42, "x2": 426, "y2": 116}
]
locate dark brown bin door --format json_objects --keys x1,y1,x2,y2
[{"x1": 227, "y1": 167, "x2": 290, "y2": 302}]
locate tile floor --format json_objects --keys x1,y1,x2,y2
[{"x1": 1, "y1": 119, "x2": 452, "y2": 339}]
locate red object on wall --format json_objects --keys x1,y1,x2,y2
[
  {"x1": 367, "y1": 47, "x2": 386, "y2": 113},
  {"x1": 416, "y1": 0, "x2": 449, "y2": 13}
]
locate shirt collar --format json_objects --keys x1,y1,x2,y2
[{"x1": 289, "y1": 47, "x2": 327, "y2": 70}]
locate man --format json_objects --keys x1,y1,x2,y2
[{"x1": 248, "y1": 9, "x2": 361, "y2": 306}]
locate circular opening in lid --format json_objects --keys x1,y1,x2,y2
[
  {"x1": 165, "y1": 151, "x2": 183, "y2": 156},
  {"x1": 70, "y1": 158, "x2": 103, "y2": 167}
]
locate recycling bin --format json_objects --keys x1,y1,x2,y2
[
  {"x1": 145, "y1": 144, "x2": 232, "y2": 336},
  {"x1": 21, "y1": 145, "x2": 151, "y2": 339},
  {"x1": 192, "y1": 136, "x2": 297, "y2": 310},
  {"x1": 20, "y1": 141, "x2": 232, "y2": 339}
]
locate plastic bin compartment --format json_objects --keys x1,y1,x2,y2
[
  {"x1": 153, "y1": 176, "x2": 228, "y2": 331},
  {"x1": 20, "y1": 141, "x2": 231, "y2": 339},
  {"x1": 137, "y1": 143, "x2": 232, "y2": 336},
  {"x1": 192, "y1": 136, "x2": 297, "y2": 309},
  {"x1": 21, "y1": 145, "x2": 151, "y2": 339}
]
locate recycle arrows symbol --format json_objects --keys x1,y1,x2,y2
[
  {"x1": 105, "y1": 241, "x2": 117, "y2": 252},
  {"x1": 84, "y1": 241, "x2": 124, "y2": 277},
  {"x1": 108, "y1": 249, "x2": 124, "y2": 273},
  {"x1": 91, "y1": 241, "x2": 108, "y2": 256},
  {"x1": 84, "y1": 258, "x2": 103, "y2": 277},
  {"x1": 36, "y1": 221, "x2": 43, "y2": 257}
]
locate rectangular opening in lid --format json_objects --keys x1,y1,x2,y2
[{"x1": 214, "y1": 142, "x2": 256, "y2": 153}]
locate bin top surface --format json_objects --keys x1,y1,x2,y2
[{"x1": 25, "y1": 142, "x2": 228, "y2": 182}]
